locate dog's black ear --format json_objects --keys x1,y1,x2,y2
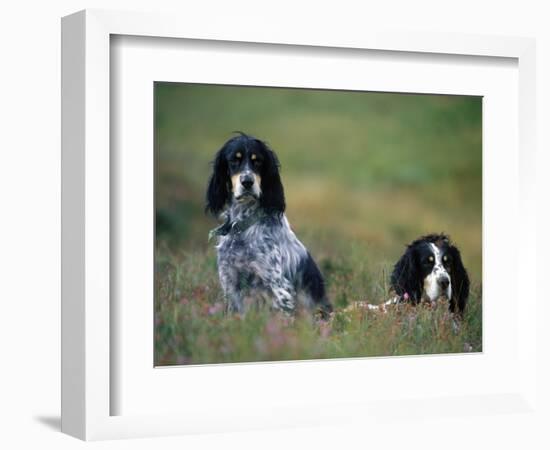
[
  {"x1": 390, "y1": 245, "x2": 422, "y2": 303},
  {"x1": 448, "y1": 244, "x2": 470, "y2": 314},
  {"x1": 205, "y1": 145, "x2": 230, "y2": 216},
  {"x1": 257, "y1": 140, "x2": 285, "y2": 214}
]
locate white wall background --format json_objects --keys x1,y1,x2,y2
[{"x1": 0, "y1": 1, "x2": 548, "y2": 448}]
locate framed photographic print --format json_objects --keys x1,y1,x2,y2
[
  {"x1": 62, "y1": 9, "x2": 537, "y2": 441},
  {"x1": 153, "y1": 82, "x2": 482, "y2": 367}
]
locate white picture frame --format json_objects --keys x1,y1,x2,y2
[{"x1": 61, "y1": 9, "x2": 537, "y2": 441}]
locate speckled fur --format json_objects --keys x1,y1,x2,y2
[{"x1": 206, "y1": 133, "x2": 332, "y2": 317}]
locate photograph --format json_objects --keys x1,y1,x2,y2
[{"x1": 154, "y1": 82, "x2": 482, "y2": 366}]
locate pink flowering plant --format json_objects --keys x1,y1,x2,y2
[{"x1": 155, "y1": 243, "x2": 482, "y2": 366}]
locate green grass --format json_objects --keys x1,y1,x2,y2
[
  {"x1": 154, "y1": 83, "x2": 482, "y2": 365},
  {"x1": 155, "y1": 246, "x2": 482, "y2": 366}
]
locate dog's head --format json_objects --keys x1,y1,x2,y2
[
  {"x1": 206, "y1": 133, "x2": 285, "y2": 216},
  {"x1": 390, "y1": 234, "x2": 470, "y2": 313}
]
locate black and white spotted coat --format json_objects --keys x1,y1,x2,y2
[{"x1": 215, "y1": 202, "x2": 330, "y2": 316}]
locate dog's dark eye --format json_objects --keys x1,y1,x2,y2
[
  {"x1": 423, "y1": 258, "x2": 434, "y2": 267},
  {"x1": 228, "y1": 151, "x2": 243, "y2": 165}
]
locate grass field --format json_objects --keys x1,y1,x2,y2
[{"x1": 154, "y1": 83, "x2": 482, "y2": 365}]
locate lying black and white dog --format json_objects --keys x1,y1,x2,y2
[
  {"x1": 206, "y1": 133, "x2": 332, "y2": 318},
  {"x1": 389, "y1": 234, "x2": 470, "y2": 313}
]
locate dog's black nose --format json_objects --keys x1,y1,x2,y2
[
  {"x1": 438, "y1": 277, "x2": 450, "y2": 290},
  {"x1": 240, "y1": 174, "x2": 254, "y2": 190}
]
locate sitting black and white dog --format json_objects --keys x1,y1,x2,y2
[
  {"x1": 206, "y1": 133, "x2": 332, "y2": 318},
  {"x1": 390, "y1": 234, "x2": 470, "y2": 314}
]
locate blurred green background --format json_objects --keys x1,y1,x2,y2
[
  {"x1": 154, "y1": 83, "x2": 482, "y2": 365},
  {"x1": 155, "y1": 83, "x2": 482, "y2": 280}
]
